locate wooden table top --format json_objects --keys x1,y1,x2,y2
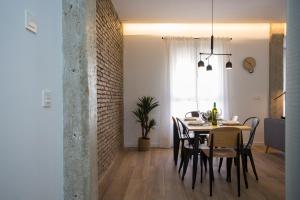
[{"x1": 182, "y1": 120, "x2": 252, "y2": 132}]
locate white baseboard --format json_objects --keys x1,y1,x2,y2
[
  {"x1": 124, "y1": 142, "x2": 265, "y2": 148},
  {"x1": 124, "y1": 143, "x2": 160, "y2": 148},
  {"x1": 125, "y1": 142, "x2": 265, "y2": 148}
]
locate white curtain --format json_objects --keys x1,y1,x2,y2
[
  {"x1": 167, "y1": 38, "x2": 197, "y2": 118},
  {"x1": 167, "y1": 37, "x2": 230, "y2": 120},
  {"x1": 196, "y1": 38, "x2": 230, "y2": 119},
  {"x1": 158, "y1": 37, "x2": 230, "y2": 148}
]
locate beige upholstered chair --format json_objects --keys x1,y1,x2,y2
[{"x1": 200, "y1": 127, "x2": 246, "y2": 197}]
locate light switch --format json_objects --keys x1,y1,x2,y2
[
  {"x1": 25, "y1": 10, "x2": 37, "y2": 33},
  {"x1": 42, "y1": 89, "x2": 52, "y2": 108}
]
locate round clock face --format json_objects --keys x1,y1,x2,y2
[{"x1": 243, "y1": 57, "x2": 256, "y2": 73}]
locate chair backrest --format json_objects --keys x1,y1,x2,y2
[
  {"x1": 208, "y1": 127, "x2": 242, "y2": 148},
  {"x1": 172, "y1": 116, "x2": 180, "y2": 140},
  {"x1": 185, "y1": 111, "x2": 200, "y2": 118},
  {"x1": 243, "y1": 117, "x2": 260, "y2": 149},
  {"x1": 176, "y1": 118, "x2": 190, "y2": 140}
]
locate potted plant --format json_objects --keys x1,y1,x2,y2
[{"x1": 133, "y1": 96, "x2": 159, "y2": 151}]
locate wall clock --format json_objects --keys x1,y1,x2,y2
[{"x1": 243, "y1": 57, "x2": 256, "y2": 73}]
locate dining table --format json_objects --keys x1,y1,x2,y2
[
  {"x1": 183, "y1": 120, "x2": 252, "y2": 132},
  {"x1": 180, "y1": 118, "x2": 252, "y2": 187}
]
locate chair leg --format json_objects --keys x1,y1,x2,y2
[
  {"x1": 245, "y1": 154, "x2": 248, "y2": 172},
  {"x1": 265, "y1": 146, "x2": 269, "y2": 153},
  {"x1": 249, "y1": 150, "x2": 259, "y2": 180},
  {"x1": 212, "y1": 167, "x2": 215, "y2": 182},
  {"x1": 178, "y1": 148, "x2": 185, "y2": 174},
  {"x1": 241, "y1": 154, "x2": 249, "y2": 189},
  {"x1": 174, "y1": 140, "x2": 180, "y2": 166},
  {"x1": 182, "y1": 151, "x2": 190, "y2": 181},
  {"x1": 226, "y1": 158, "x2": 229, "y2": 182},
  {"x1": 218, "y1": 158, "x2": 223, "y2": 173},
  {"x1": 203, "y1": 156, "x2": 207, "y2": 172},
  {"x1": 236, "y1": 156, "x2": 241, "y2": 197},
  {"x1": 192, "y1": 153, "x2": 198, "y2": 189},
  {"x1": 209, "y1": 157, "x2": 213, "y2": 196},
  {"x1": 200, "y1": 154, "x2": 203, "y2": 183},
  {"x1": 226, "y1": 158, "x2": 232, "y2": 182}
]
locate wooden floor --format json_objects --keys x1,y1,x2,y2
[{"x1": 100, "y1": 146, "x2": 285, "y2": 200}]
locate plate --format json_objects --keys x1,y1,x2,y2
[
  {"x1": 188, "y1": 121, "x2": 205, "y2": 126},
  {"x1": 184, "y1": 117, "x2": 198, "y2": 121},
  {"x1": 222, "y1": 121, "x2": 241, "y2": 126}
]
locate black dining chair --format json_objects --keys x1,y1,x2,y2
[
  {"x1": 185, "y1": 110, "x2": 209, "y2": 145},
  {"x1": 172, "y1": 116, "x2": 181, "y2": 166},
  {"x1": 172, "y1": 117, "x2": 194, "y2": 167},
  {"x1": 242, "y1": 117, "x2": 260, "y2": 180},
  {"x1": 218, "y1": 117, "x2": 260, "y2": 181},
  {"x1": 186, "y1": 110, "x2": 209, "y2": 145},
  {"x1": 177, "y1": 118, "x2": 202, "y2": 189}
]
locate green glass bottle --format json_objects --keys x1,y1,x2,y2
[{"x1": 212, "y1": 102, "x2": 218, "y2": 126}]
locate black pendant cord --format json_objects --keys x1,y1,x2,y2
[
  {"x1": 212, "y1": 0, "x2": 214, "y2": 36},
  {"x1": 210, "y1": 0, "x2": 214, "y2": 55},
  {"x1": 199, "y1": 0, "x2": 232, "y2": 60}
]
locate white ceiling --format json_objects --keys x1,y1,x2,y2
[{"x1": 111, "y1": 0, "x2": 286, "y2": 23}]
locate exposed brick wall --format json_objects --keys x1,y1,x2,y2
[{"x1": 96, "y1": 0, "x2": 123, "y2": 180}]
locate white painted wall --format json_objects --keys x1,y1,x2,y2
[
  {"x1": 124, "y1": 35, "x2": 269, "y2": 146},
  {"x1": 228, "y1": 39, "x2": 269, "y2": 143},
  {"x1": 0, "y1": 1, "x2": 63, "y2": 200},
  {"x1": 124, "y1": 36, "x2": 168, "y2": 147}
]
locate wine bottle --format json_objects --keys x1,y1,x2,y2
[{"x1": 212, "y1": 102, "x2": 218, "y2": 126}]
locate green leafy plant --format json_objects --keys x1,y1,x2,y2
[{"x1": 133, "y1": 96, "x2": 159, "y2": 139}]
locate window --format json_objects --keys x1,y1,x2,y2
[{"x1": 167, "y1": 38, "x2": 229, "y2": 118}]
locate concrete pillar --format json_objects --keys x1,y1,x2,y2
[
  {"x1": 286, "y1": 0, "x2": 300, "y2": 199},
  {"x1": 62, "y1": 0, "x2": 98, "y2": 199},
  {"x1": 269, "y1": 34, "x2": 284, "y2": 118}
]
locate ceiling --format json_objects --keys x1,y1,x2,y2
[{"x1": 111, "y1": 0, "x2": 286, "y2": 23}]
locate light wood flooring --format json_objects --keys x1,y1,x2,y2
[{"x1": 100, "y1": 146, "x2": 284, "y2": 200}]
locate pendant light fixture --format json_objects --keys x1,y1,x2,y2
[
  {"x1": 225, "y1": 56, "x2": 233, "y2": 69},
  {"x1": 207, "y1": 58, "x2": 212, "y2": 71},
  {"x1": 198, "y1": 0, "x2": 232, "y2": 71},
  {"x1": 198, "y1": 54, "x2": 205, "y2": 67}
]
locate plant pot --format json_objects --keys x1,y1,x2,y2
[{"x1": 138, "y1": 137, "x2": 150, "y2": 151}]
